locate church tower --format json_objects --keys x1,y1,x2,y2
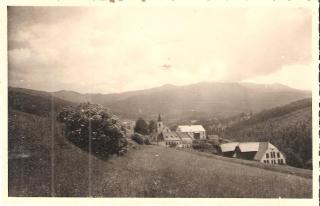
[{"x1": 156, "y1": 114, "x2": 164, "y2": 133}]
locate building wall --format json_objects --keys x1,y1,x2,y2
[
  {"x1": 259, "y1": 148, "x2": 286, "y2": 165},
  {"x1": 179, "y1": 131, "x2": 206, "y2": 140}
]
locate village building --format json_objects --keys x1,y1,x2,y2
[
  {"x1": 176, "y1": 132, "x2": 193, "y2": 148},
  {"x1": 153, "y1": 114, "x2": 193, "y2": 148},
  {"x1": 176, "y1": 125, "x2": 206, "y2": 140},
  {"x1": 220, "y1": 142, "x2": 286, "y2": 165}
]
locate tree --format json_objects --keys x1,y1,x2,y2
[
  {"x1": 134, "y1": 118, "x2": 149, "y2": 135},
  {"x1": 57, "y1": 103, "x2": 127, "y2": 157},
  {"x1": 148, "y1": 120, "x2": 156, "y2": 133}
]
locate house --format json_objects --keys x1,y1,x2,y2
[
  {"x1": 220, "y1": 142, "x2": 286, "y2": 165},
  {"x1": 176, "y1": 125, "x2": 206, "y2": 140},
  {"x1": 176, "y1": 132, "x2": 193, "y2": 148}
]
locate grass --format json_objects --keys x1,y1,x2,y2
[{"x1": 8, "y1": 110, "x2": 312, "y2": 198}]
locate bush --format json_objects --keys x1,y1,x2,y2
[
  {"x1": 131, "y1": 133, "x2": 151, "y2": 145},
  {"x1": 57, "y1": 103, "x2": 127, "y2": 157},
  {"x1": 132, "y1": 133, "x2": 144, "y2": 145},
  {"x1": 192, "y1": 140, "x2": 213, "y2": 152}
]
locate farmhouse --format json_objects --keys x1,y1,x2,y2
[
  {"x1": 176, "y1": 125, "x2": 206, "y2": 140},
  {"x1": 220, "y1": 142, "x2": 286, "y2": 165},
  {"x1": 176, "y1": 132, "x2": 193, "y2": 148}
]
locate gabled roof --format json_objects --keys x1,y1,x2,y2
[
  {"x1": 177, "y1": 125, "x2": 205, "y2": 132},
  {"x1": 176, "y1": 131, "x2": 193, "y2": 139},
  {"x1": 162, "y1": 131, "x2": 181, "y2": 141},
  {"x1": 220, "y1": 142, "x2": 239, "y2": 152},
  {"x1": 238, "y1": 142, "x2": 260, "y2": 152},
  {"x1": 220, "y1": 142, "x2": 279, "y2": 159}
]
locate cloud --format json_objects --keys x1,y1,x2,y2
[
  {"x1": 8, "y1": 6, "x2": 312, "y2": 93},
  {"x1": 242, "y1": 65, "x2": 312, "y2": 90}
]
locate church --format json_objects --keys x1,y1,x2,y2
[{"x1": 153, "y1": 114, "x2": 193, "y2": 148}]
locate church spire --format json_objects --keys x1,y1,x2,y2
[{"x1": 158, "y1": 114, "x2": 162, "y2": 122}]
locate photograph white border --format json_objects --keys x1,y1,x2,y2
[{"x1": 0, "y1": 0, "x2": 319, "y2": 205}]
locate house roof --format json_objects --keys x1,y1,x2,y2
[
  {"x1": 176, "y1": 132, "x2": 193, "y2": 139},
  {"x1": 177, "y1": 125, "x2": 205, "y2": 132},
  {"x1": 220, "y1": 142, "x2": 239, "y2": 152},
  {"x1": 220, "y1": 142, "x2": 278, "y2": 158},
  {"x1": 238, "y1": 142, "x2": 260, "y2": 152},
  {"x1": 163, "y1": 131, "x2": 181, "y2": 141}
]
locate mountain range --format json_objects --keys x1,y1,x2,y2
[
  {"x1": 10, "y1": 81, "x2": 311, "y2": 120},
  {"x1": 52, "y1": 82, "x2": 310, "y2": 120}
]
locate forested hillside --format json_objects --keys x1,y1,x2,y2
[{"x1": 222, "y1": 98, "x2": 312, "y2": 168}]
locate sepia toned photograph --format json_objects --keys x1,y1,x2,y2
[{"x1": 5, "y1": 2, "x2": 317, "y2": 200}]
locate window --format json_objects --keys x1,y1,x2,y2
[
  {"x1": 277, "y1": 152, "x2": 280, "y2": 158},
  {"x1": 266, "y1": 160, "x2": 269, "y2": 164},
  {"x1": 266, "y1": 153, "x2": 269, "y2": 158}
]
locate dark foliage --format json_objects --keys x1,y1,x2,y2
[
  {"x1": 134, "y1": 118, "x2": 149, "y2": 135},
  {"x1": 148, "y1": 120, "x2": 156, "y2": 134},
  {"x1": 192, "y1": 140, "x2": 213, "y2": 152},
  {"x1": 131, "y1": 133, "x2": 151, "y2": 145},
  {"x1": 57, "y1": 103, "x2": 127, "y2": 158}
]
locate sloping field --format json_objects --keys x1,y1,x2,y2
[{"x1": 8, "y1": 110, "x2": 312, "y2": 198}]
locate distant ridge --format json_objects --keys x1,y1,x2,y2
[{"x1": 9, "y1": 81, "x2": 311, "y2": 120}]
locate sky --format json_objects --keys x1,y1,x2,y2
[{"x1": 8, "y1": 6, "x2": 313, "y2": 94}]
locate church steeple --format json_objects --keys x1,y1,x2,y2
[{"x1": 157, "y1": 114, "x2": 164, "y2": 133}]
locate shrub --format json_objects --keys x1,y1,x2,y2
[
  {"x1": 192, "y1": 140, "x2": 213, "y2": 152},
  {"x1": 57, "y1": 103, "x2": 127, "y2": 157},
  {"x1": 131, "y1": 133, "x2": 144, "y2": 145},
  {"x1": 131, "y1": 133, "x2": 151, "y2": 145},
  {"x1": 144, "y1": 137, "x2": 151, "y2": 145}
]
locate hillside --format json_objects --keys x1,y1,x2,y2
[
  {"x1": 52, "y1": 82, "x2": 310, "y2": 120},
  {"x1": 8, "y1": 110, "x2": 311, "y2": 197},
  {"x1": 9, "y1": 87, "x2": 74, "y2": 117},
  {"x1": 222, "y1": 98, "x2": 312, "y2": 168}
]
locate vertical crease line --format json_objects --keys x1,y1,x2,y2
[
  {"x1": 89, "y1": 115, "x2": 92, "y2": 197},
  {"x1": 51, "y1": 78, "x2": 55, "y2": 197}
]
